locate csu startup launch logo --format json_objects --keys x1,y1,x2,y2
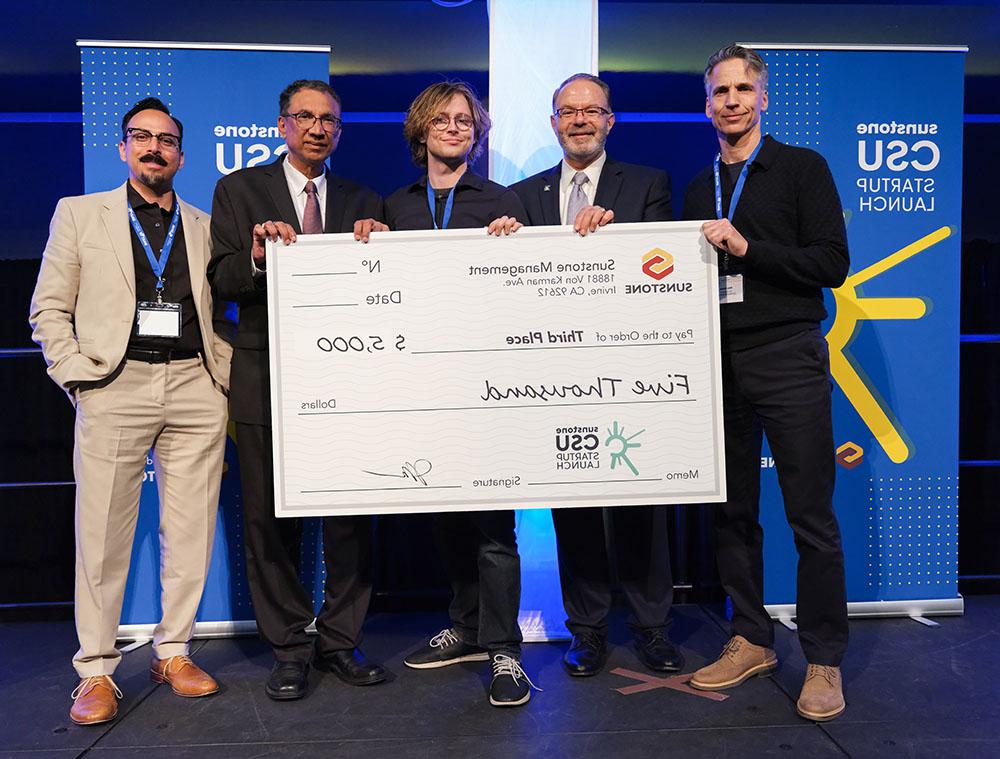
[
  {"x1": 642, "y1": 248, "x2": 674, "y2": 280},
  {"x1": 553, "y1": 422, "x2": 645, "y2": 476}
]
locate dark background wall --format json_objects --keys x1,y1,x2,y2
[{"x1": 1, "y1": 0, "x2": 997, "y2": 614}]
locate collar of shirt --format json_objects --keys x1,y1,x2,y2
[
  {"x1": 558, "y1": 151, "x2": 606, "y2": 224},
  {"x1": 126, "y1": 180, "x2": 176, "y2": 214},
  {"x1": 721, "y1": 134, "x2": 775, "y2": 170},
  {"x1": 751, "y1": 134, "x2": 777, "y2": 171},
  {"x1": 407, "y1": 170, "x2": 486, "y2": 194},
  {"x1": 282, "y1": 157, "x2": 327, "y2": 228}
]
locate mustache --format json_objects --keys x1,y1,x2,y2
[{"x1": 140, "y1": 153, "x2": 168, "y2": 166}]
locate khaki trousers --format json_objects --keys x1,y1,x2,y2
[{"x1": 71, "y1": 357, "x2": 228, "y2": 677}]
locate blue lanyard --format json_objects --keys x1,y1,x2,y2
[
  {"x1": 427, "y1": 178, "x2": 460, "y2": 230},
  {"x1": 714, "y1": 137, "x2": 764, "y2": 221},
  {"x1": 127, "y1": 200, "x2": 181, "y2": 298}
]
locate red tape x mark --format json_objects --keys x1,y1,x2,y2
[{"x1": 610, "y1": 668, "x2": 729, "y2": 701}]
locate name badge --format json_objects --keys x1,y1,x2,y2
[
  {"x1": 719, "y1": 275, "x2": 744, "y2": 305},
  {"x1": 136, "y1": 301, "x2": 182, "y2": 338}
]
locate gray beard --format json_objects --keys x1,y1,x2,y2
[
  {"x1": 563, "y1": 136, "x2": 606, "y2": 166},
  {"x1": 138, "y1": 169, "x2": 172, "y2": 194}
]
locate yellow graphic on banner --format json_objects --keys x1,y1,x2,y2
[{"x1": 825, "y1": 225, "x2": 953, "y2": 464}]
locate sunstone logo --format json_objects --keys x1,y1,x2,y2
[
  {"x1": 641, "y1": 248, "x2": 674, "y2": 280},
  {"x1": 626, "y1": 248, "x2": 693, "y2": 295},
  {"x1": 836, "y1": 441, "x2": 864, "y2": 469}
]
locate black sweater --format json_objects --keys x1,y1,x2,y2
[{"x1": 683, "y1": 136, "x2": 849, "y2": 351}]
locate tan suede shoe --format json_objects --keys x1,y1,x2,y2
[
  {"x1": 70, "y1": 675, "x2": 121, "y2": 725},
  {"x1": 796, "y1": 664, "x2": 845, "y2": 721},
  {"x1": 689, "y1": 635, "x2": 778, "y2": 691},
  {"x1": 151, "y1": 655, "x2": 220, "y2": 697}
]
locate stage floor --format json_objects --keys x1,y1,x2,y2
[{"x1": 2, "y1": 597, "x2": 998, "y2": 758}]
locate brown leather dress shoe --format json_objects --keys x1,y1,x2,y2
[
  {"x1": 151, "y1": 655, "x2": 220, "y2": 697},
  {"x1": 796, "y1": 664, "x2": 845, "y2": 721},
  {"x1": 70, "y1": 675, "x2": 121, "y2": 725},
  {"x1": 689, "y1": 635, "x2": 778, "y2": 691}
]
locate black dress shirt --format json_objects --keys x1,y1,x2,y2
[
  {"x1": 126, "y1": 182, "x2": 203, "y2": 352},
  {"x1": 384, "y1": 171, "x2": 527, "y2": 231}
]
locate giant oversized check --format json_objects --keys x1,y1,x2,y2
[{"x1": 267, "y1": 221, "x2": 725, "y2": 516}]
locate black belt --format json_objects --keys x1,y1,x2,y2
[{"x1": 126, "y1": 348, "x2": 201, "y2": 364}]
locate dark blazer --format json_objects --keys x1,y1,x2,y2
[
  {"x1": 510, "y1": 156, "x2": 673, "y2": 226},
  {"x1": 208, "y1": 156, "x2": 383, "y2": 423},
  {"x1": 512, "y1": 156, "x2": 677, "y2": 632}
]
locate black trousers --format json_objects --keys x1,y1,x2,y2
[
  {"x1": 551, "y1": 505, "x2": 673, "y2": 636},
  {"x1": 236, "y1": 422, "x2": 374, "y2": 664},
  {"x1": 435, "y1": 510, "x2": 523, "y2": 656},
  {"x1": 718, "y1": 328, "x2": 848, "y2": 666}
]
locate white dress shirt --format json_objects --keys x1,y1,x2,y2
[
  {"x1": 282, "y1": 157, "x2": 328, "y2": 230},
  {"x1": 252, "y1": 159, "x2": 328, "y2": 274}
]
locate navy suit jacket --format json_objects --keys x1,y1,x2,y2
[{"x1": 510, "y1": 156, "x2": 673, "y2": 226}]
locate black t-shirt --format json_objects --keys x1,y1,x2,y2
[
  {"x1": 723, "y1": 159, "x2": 747, "y2": 188},
  {"x1": 126, "y1": 182, "x2": 203, "y2": 352},
  {"x1": 719, "y1": 159, "x2": 748, "y2": 276},
  {"x1": 433, "y1": 187, "x2": 454, "y2": 229}
]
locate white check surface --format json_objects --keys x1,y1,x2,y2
[{"x1": 267, "y1": 221, "x2": 725, "y2": 516}]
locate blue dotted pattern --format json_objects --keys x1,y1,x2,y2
[
  {"x1": 760, "y1": 50, "x2": 822, "y2": 149},
  {"x1": 81, "y1": 47, "x2": 173, "y2": 149},
  {"x1": 867, "y1": 475, "x2": 958, "y2": 598}
]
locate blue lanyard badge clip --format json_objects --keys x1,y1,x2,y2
[
  {"x1": 713, "y1": 137, "x2": 764, "y2": 222},
  {"x1": 127, "y1": 200, "x2": 180, "y2": 303},
  {"x1": 426, "y1": 180, "x2": 458, "y2": 230}
]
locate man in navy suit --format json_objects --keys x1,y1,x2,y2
[{"x1": 511, "y1": 73, "x2": 681, "y2": 677}]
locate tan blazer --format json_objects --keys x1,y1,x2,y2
[{"x1": 29, "y1": 182, "x2": 232, "y2": 397}]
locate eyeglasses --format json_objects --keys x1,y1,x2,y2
[
  {"x1": 125, "y1": 127, "x2": 181, "y2": 150},
  {"x1": 283, "y1": 111, "x2": 343, "y2": 132},
  {"x1": 430, "y1": 114, "x2": 475, "y2": 131},
  {"x1": 554, "y1": 106, "x2": 612, "y2": 120}
]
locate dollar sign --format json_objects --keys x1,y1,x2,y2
[{"x1": 395, "y1": 334, "x2": 406, "y2": 351}]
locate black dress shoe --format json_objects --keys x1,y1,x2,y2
[
  {"x1": 315, "y1": 649, "x2": 387, "y2": 686},
  {"x1": 563, "y1": 631, "x2": 608, "y2": 677},
  {"x1": 633, "y1": 628, "x2": 684, "y2": 672},
  {"x1": 265, "y1": 661, "x2": 309, "y2": 700}
]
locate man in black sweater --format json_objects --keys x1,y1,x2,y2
[{"x1": 683, "y1": 45, "x2": 850, "y2": 722}]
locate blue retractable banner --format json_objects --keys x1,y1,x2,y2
[
  {"x1": 79, "y1": 41, "x2": 330, "y2": 630},
  {"x1": 755, "y1": 46, "x2": 965, "y2": 613}
]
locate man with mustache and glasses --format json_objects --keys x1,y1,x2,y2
[
  {"x1": 683, "y1": 45, "x2": 849, "y2": 721},
  {"x1": 511, "y1": 74, "x2": 680, "y2": 679},
  {"x1": 383, "y1": 81, "x2": 534, "y2": 708},
  {"x1": 208, "y1": 80, "x2": 386, "y2": 701},
  {"x1": 30, "y1": 97, "x2": 232, "y2": 725}
]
